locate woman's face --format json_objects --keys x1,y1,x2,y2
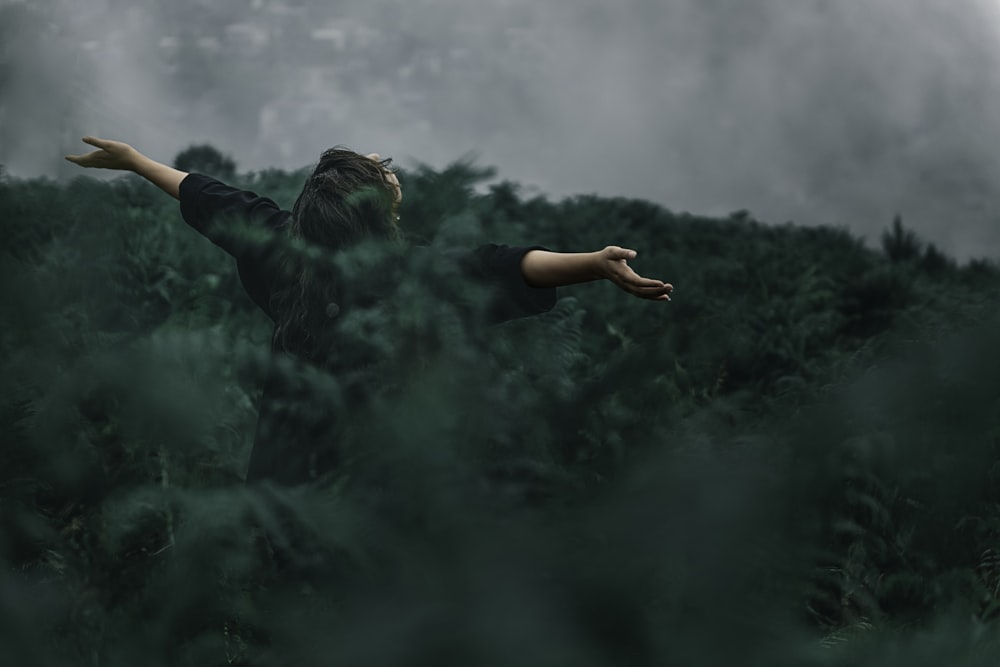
[{"x1": 366, "y1": 153, "x2": 401, "y2": 204}]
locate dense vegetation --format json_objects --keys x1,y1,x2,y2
[{"x1": 2, "y1": 151, "x2": 1000, "y2": 665}]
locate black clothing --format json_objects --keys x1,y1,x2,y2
[{"x1": 178, "y1": 173, "x2": 556, "y2": 483}]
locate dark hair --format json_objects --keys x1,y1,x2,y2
[{"x1": 270, "y1": 147, "x2": 402, "y2": 365}]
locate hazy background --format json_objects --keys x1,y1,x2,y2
[{"x1": 3, "y1": 0, "x2": 1000, "y2": 261}]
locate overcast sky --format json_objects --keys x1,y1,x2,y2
[{"x1": 4, "y1": 0, "x2": 1000, "y2": 261}]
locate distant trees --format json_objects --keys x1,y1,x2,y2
[
  {"x1": 881, "y1": 214, "x2": 956, "y2": 275},
  {"x1": 881, "y1": 214, "x2": 922, "y2": 263},
  {"x1": 173, "y1": 144, "x2": 237, "y2": 180}
]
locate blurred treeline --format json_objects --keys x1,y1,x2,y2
[{"x1": 2, "y1": 149, "x2": 1000, "y2": 666}]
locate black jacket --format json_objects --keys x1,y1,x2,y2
[{"x1": 178, "y1": 173, "x2": 556, "y2": 483}]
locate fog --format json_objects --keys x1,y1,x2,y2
[{"x1": 4, "y1": 0, "x2": 1000, "y2": 261}]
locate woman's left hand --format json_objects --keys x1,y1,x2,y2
[{"x1": 65, "y1": 136, "x2": 140, "y2": 171}]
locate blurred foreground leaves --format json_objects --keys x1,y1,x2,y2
[{"x1": 1, "y1": 162, "x2": 1000, "y2": 665}]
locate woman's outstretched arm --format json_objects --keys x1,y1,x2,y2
[
  {"x1": 65, "y1": 136, "x2": 188, "y2": 199},
  {"x1": 521, "y1": 246, "x2": 673, "y2": 301}
]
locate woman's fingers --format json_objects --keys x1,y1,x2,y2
[
  {"x1": 604, "y1": 246, "x2": 638, "y2": 261},
  {"x1": 64, "y1": 151, "x2": 95, "y2": 165},
  {"x1": 66, "y1": 138, "x2": 109, "y2": 165},
  {"x1": 604, "y1": 251, "x2": 673, "y2": 301},
  {"x1": 79, "y1": 137, "x2": 127, "y2": 155},
  {"x1": 625, "y1": 275, "x2": 665, "y2": 288},
  {"x1": 617, "y1": 264, "x2": 665, "y2": 288},
  {"x1": 82, "y1": 136, "x2": 110, "y2": 149},
  {"x1": 617, "y1": 270, "x2": 673, "y2": 300},
  {"x1": 64, "y1": 149, "x2": 101, "y2": 165},
  {"x1": 65, "y1": 137, "x2": 137, "y2": 170},
  {"x1": 631, "y1": 284, "x2": 671, "y2": 296},
  {"x1": 637, "y1": 287, "x2": 673, "y2": 301}
]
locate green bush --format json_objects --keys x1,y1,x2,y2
[{"x1": 2, "y1": 160, "x2": 1000, "y2": 665}]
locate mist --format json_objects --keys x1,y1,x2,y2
[{"x1": 4, "y1": 0, "x2": 1000, "y2": 261}]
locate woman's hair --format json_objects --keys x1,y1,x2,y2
[{"x1": 270, "y1": 147, "x2": 402, "y2": 365}]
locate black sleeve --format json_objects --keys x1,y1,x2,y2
[
  {"x1": 178, "y1": 173, "x2": 291, "y2": 259},
  {"x1": 178, "y1": 173, "x2": 292, "y2": 319},
  {"x1": 466, "y1": 244, "x2": 557, "y2": 323}
]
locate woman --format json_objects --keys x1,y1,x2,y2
[{"x1": 65, "y1": 136, "x2": 674, "y2": 484}]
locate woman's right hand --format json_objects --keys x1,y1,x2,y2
[{"x1": 65, "y1": 136, "x2": 140, "y2": 171}]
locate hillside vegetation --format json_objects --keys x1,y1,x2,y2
[{"x1": 2, "y1": 153, "x2": 1000, "y2": 665}]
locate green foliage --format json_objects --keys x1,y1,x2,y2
[
  {"x1": 2, "y1": 161, "x2": 1000, "y2": 665},
  {"x1": 396, "y1": 158, "x2": 497, "y2": 244}
]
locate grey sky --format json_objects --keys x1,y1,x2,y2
[{"x1": 3, "y1": 0, "x2": 1000, "y2": 261}]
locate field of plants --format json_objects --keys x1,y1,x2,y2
[{"x1": 2, "y1": 151, "x2": 1000, "y2": 665}]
